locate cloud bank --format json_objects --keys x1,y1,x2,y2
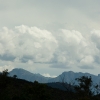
[{"x1": 0, "y1": 25, "x2": 100, "y2": 71}]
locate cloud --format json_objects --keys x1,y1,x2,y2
[
  {"x1": 0, "y1": 65, "x2": 14, "y2": 72},
  {"x1": 0, "y1": 25, "x2": 58, "y2": 63},
  {"x1": 0, "y1": 25, "x2": 100, "y2": 70},
  {"x1": 91, "y1": 30, "x2": 100, "y2": 49},
  {"x1": 0, "y1": 0, "x2": 100, "y2": 33},
  {"x1": 50, "y1": 29, "x2": 100, "y2": 69},
  {"x1": 42, "y1": 73, "x2": 57, "y2": 78},
  {"x1": 50, "y1": 63, "x2": 70, "y2": 69}
]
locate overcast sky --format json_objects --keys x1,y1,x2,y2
[{"x1": 0, "y1": 0, "x2": 100, "y2": 77}]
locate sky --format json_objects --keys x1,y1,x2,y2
[{"x1": 0, "y1": 0, "x2": 100, "y2": 77}]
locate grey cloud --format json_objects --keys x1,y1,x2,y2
[
  {"x1": 0, "y1": 0, "x2": 100, "y2": 33},
  {"x1": 79, "y1": 65, "x2": 94, "y2": 69},
  {"x1": 0, "y1": 54, "x2": 15, "y2": 61},
  {"x1": 50, "y1": 63, "x2": 70, "y2": 69},
  {"x1": 94, "y1": 56, "x2": 100, "y2": 64},
  {"x1": 20, "y1": 55, "x2": 33, "y2": 63}
]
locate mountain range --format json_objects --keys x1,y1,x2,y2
[{"x1": 9, "y1": 68, "x2": 100, "y2": 85}]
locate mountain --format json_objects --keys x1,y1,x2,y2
[
  {"x1": 48, "y1": 71, "x2": 100, "y2": 84},
  {"x1": 9, "y1": 68, "x2": 50, "y2": 83},
  {"x1": 9, "y1": 68, "x2": 100, "y2": 84}
]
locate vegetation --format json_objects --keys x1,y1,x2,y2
[
  {"x1": 0, "y1": 69, "x2": 68, "y2": 100},
  {"x1": 0, "y1": 69, "x2": 100, "y2": 100},
  {"x1": 75, "y1": 76, "x2": 93, "y2": 96}
]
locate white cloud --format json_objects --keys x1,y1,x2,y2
[
  {"x1": 50, "y1": 29, "x2": 100, "y2": 69},
  {"x1": 0, "y1": 25, "x2": 100, "y2": 71},
  {"x1": 91, "y1": 30, "x2": 100, "y2": 49},
  {"x1": 42, "y1": 73, "x2": 57, "y2": 78},
  {"x1": 0, "y1": 25, "x2": 58, "y2": 63},
  {"x1": 0, "y1": 0, "x2": 100, "y2": 75},
  {"x1": 80, "y1": 55, "x2": 94, "y2": 64},
  {"x1": 0, "y1": 65, "x2": 14, "y2": 72}
]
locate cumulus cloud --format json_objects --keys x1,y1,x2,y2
[
  {"x1": 50, "y1": 29, "x2": 100, "y2": 69},
  {"x1": 0, "y1": 25, "x2": 100, "y2": 70},
  {"x1": 0, "y1": 25, "x2": 58, "y2": 63}
]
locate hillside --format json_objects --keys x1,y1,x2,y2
[
  {"x1": 10, "y1": 68, "x2": 50, "y2": 83},
  {"x1": 0, "y1": 71, "x2": 100, "y2": 100},
  {"x1": 0, "y1": 73, "x2": 73, "y2": 100}
]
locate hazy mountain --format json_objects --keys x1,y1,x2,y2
[
  {"x1": 49, "y1": 71, "x2": 100, "y2": 84},
  {"x1": 9, "y1": 68, "x2": 100, "y2": 84},
  {"x1": 9, "y1": 68, "x2": 50, "y2": 83}
]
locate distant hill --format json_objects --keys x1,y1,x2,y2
[
  {"x1": 48, "y1": 71, "x2": 100, "y2": 84},
  {"x1": 9, "y1": 68, "x2": 50, "y2": 83},
  {"x1": 9, "y1": 68, "x2": 100, "y2": 84}
]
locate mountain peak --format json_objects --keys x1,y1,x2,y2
[
  {"x1": 9, "y1": 68, "x2": 49, "y2": 83},
  {"x1": 8, "y1": 68, "x2": 100, "y2": 84}
]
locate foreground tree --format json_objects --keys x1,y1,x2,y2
[
  {"x1": 75, "y1": 76, "x2": 93, "y2": 97},
  {"x1": 13, "y1": 75, "x2": 17, "y2": 78},
  {"x1": 2, "y1": 69, "x2": 9, "y2": 77}
]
